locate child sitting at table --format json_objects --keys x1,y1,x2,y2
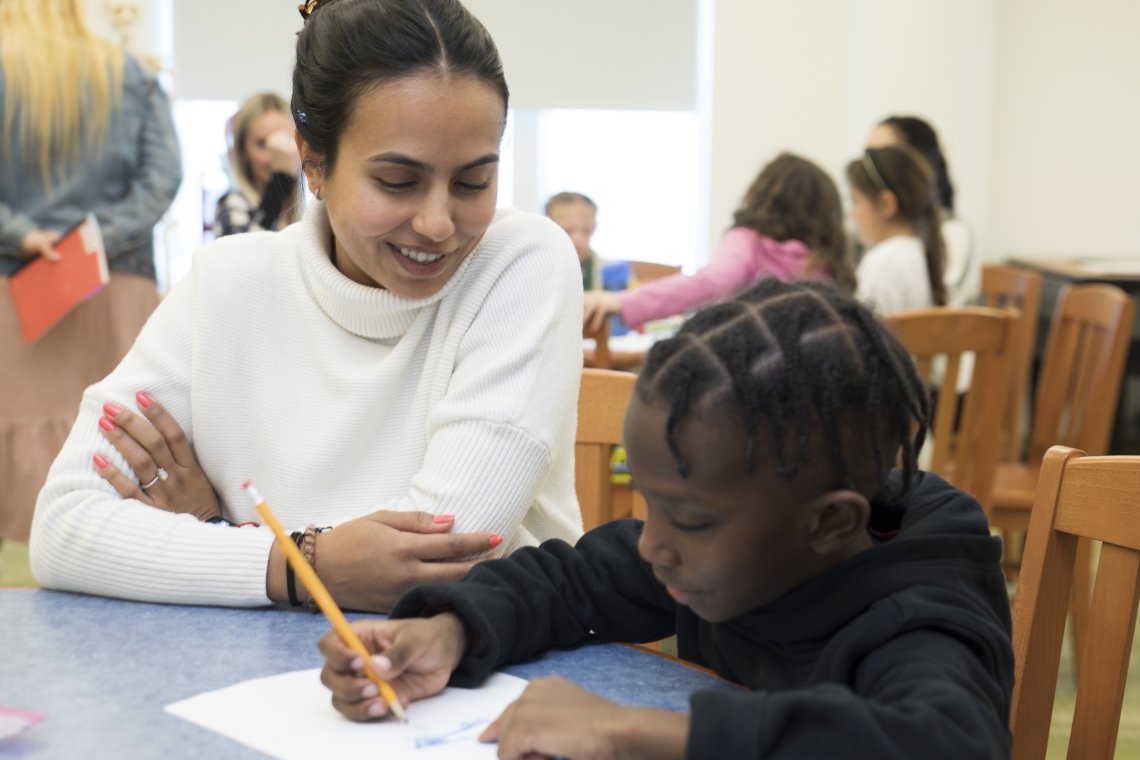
[
  {"x1": 582, "y1": 153, "x2": 854, "y2": 333},
  {"x1": 848, "y1": 145, "x2": 947, "y2": 314},
  {"x1": 546, "y1": 192, "x2": 603, "y2": 292},
  {"x1": 318, "y1": 279, "x2": 1014, "y2": 760}
]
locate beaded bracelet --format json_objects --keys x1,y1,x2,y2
[
  {"x1": 301, "y1": 524, "x2": 332, "y2": 612},
  {"x1": 286, "y1": 531, "x2": 305, "y2": 607}
]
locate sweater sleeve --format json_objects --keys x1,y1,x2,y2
[
  {"x1": 95, "y1": 68, "x2": 183, "y2": 258},
  {"x1": 373, "y1": 215, "x2": 586, "y2": 546},
  {"x1": 0, "y1": 198, "x2": 36, "y2": 258},
  {"x1": 28, "y1": 265, "x2": 277, "y2": 606},
  {"x1": 390, "y1": 520, "x2": 677, "y2": 687},
  {"x1": 687, "y1": 629, "x2": 1010, "y2": 760},
  {"x1": 618, "y1": 229, "x2": 759, "y2": 329}
]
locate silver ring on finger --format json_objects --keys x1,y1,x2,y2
[{"x1": 140, "y1": 467, "x2": 169, "y2": 490}]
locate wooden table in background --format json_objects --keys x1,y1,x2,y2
[{"x1": 1009, "y1": 257, "x2": 1140, "y2": 454}]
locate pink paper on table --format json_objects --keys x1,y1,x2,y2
[{"x1": 0, "y1": 705, "x2": 45, "y2": 740}]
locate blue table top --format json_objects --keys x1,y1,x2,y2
[{"x1": 0, "y1": 589, "x2": 738, "y2": 759}]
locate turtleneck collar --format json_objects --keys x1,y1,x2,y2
[{"x1": 295, "y1": 200, "x2": 473, "y2": 340}]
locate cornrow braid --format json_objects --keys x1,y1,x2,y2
[{"x1": 637, "y1": 278, "x2": 928, "y2": 500}]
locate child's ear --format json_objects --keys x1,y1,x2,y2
[
  {"x1": 877, "y1": 189, "x2": 899, "y2": 220},
  {"x1": 805, "y1": 490, "x2": 871, "y2": 556}
]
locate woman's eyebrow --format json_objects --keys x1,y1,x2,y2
[{"x1": 365, "y1": 152, "x2": 500, "y2": 173}]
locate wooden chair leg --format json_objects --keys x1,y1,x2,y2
[{"x1": 1070, "y1": 536, "x2": 1092, "y2": 683}]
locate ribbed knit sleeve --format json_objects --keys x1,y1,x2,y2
[
  {"x1": 377, "y1": 213, "x2": 585, "y2": 551},
  {"x1": 29, "y1": 268, "x2": 277, "y2": 606}
]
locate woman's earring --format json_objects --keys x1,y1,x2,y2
[{"x1": 315, "y1": 188, "x2": 323, "y2": 201}]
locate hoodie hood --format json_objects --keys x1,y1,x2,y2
[{"x1": 677, "y1": 470, "x2": 1013, "y2": 704}]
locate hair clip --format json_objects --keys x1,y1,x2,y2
[
  {"x1": 295, "y1": 109, "x2": 308, "y2": 124},
  {"x1": 298, "y1": 0, "x2": 321, "y2": 22}
]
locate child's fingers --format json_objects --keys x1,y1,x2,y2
[
  {"x1": 93, "y1": 455, "x2": 153, "y2": 505},
  {"x1": 319, "y1": 663, "x2": 380, "y2": 703},
  {"x1": 330, "y1": 693, "x2": 391, "y2": 723},
  {"x1": 478, "y1": 701, "x2": 513, "y2": 743},
  {"x1": 134, "y1": 392, "x2": 196, "y2": 467}
]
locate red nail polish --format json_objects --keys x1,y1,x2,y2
[
  {"x1": 489, "y1": 534, "x2": 503, "y2": 549},
  {"x1": 93, "y1": 454, "x2": 108, "y2": 469},
  {"x1": 98, "y1": 416, "x2": 116, "y2": 431},
  {"x1": 102, "y1": 402, "x2": 121, "y2": 418},
  {"x1": 136, "y1": 392, "x2": 153, "y2": 409},
  {"x1": 432, "y1": 514, "x2": 456, "y2": 524}
]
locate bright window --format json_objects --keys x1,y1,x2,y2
[{"x1": 536, "y1": 109, "x2": 700, "y2": 272}]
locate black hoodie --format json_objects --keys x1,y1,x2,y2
[{"x1": 390, "y1": 470, "x2": 1014, "y2": 760}]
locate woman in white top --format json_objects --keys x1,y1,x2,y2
[
  {"x1": 847, "y1": 145, "x2": 947, "y2": 315},
  {"x1": 30, "y1": 0, "x2": 584, "y2": 612},
  {"x1": 867, "y1": 116, "x2": 977, "y2": 307}
]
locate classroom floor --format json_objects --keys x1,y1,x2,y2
[{"x1": 2, "y1": 541, "x2": 1139, "y2": 756}]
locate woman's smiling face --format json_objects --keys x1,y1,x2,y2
[{"x1": 301, "y1": 73, "x2": 505, "y2": 299}]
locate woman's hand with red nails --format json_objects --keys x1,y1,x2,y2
[
  {"x1": 93, "y1": 393, "x2": 223, "y2": 522},
  {"x1": 318, "y1": 615, "x2": 467, "y2": 722},
  {"x1": 267, "y1": 512, "x2": 502, "y2": 612}
]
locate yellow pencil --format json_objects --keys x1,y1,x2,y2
[{"x1": 243, "y1": 480, "x2": 407, "y2": 722}]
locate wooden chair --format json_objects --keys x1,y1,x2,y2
[
  {"x1": 583, "y1": 261, "x2": 682, "y2": 371},
  {"x1": 990, "y1": 284, "x2": 1135, "y2": 668},
  {"x1": 978, "y1": 265, "x2": 1044, "y2": 461},
  {"x1": 884, "y1": 307, "x2": 1017, "y2": 516},
  {"x1": 584, "y1": 319, "x2": 612, "y2": 370},
  {"x1": 1010, "y1": 447, "x2": 1140, "y2": 760},
  {"x1": 576, "y1": 368, "x2": 637, "y2": 530}
]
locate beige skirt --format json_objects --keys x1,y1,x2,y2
[{"x1": 0, "y1": 273, "x2": 159, "y2": 542}]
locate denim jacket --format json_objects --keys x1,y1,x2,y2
[{"x1": 0, "y1": 55, "x2": 182, "y2": 279}]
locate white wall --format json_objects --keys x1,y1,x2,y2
[
  {"x1": 704, "y1": 0, "x2": 996, "y2": 262},
  {"x1": 706, "y1": 0, "x2": 1140, "y2": 264},
  {"x1": 987, "y1": 0, "x2": 1140, "y2": 259}
]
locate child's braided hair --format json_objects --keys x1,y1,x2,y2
[{"x1": 636, "y1": 279, "x2": 928, "y2": 498}]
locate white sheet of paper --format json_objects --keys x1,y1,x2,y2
[{"x1": 165, "y1": 669, "x2": 528, "y2": 760}]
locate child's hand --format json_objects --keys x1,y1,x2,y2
[
  {"x1": 318, "y1": 615, "x2": 467, "y2": 721},
  {"x1": 583, "y1": 291, "x2": 621, "y2": 334},
  {"x1": 479, "y1": 676, "x2": 689, "y2": 760}
]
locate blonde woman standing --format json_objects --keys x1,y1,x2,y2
[
  {"x1": 0, "y1": 0, "x2": 181, "y2": 548},
  {"x1": 214, "y1": 93, "x2": 302, "y2": 237}
]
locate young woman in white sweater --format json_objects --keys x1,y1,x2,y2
[
  {"x1": 847, "y1": 145, "x2": 947, "y2": 315},
  {"x1": 30, "y1": 0, "x2": 584, "y2": 612}
]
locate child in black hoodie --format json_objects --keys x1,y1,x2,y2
[{"x1": 318, "y1": 279, "x2": 1014, "y2": 760}]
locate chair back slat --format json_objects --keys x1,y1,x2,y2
[
  {"x1": 575, "y1": 369, "x2": 637, "y2": 530},
  {"x1": 585, "y1": 319, "x2": 612, "y2": 370},
  {"x1": 1027, "y1": 285, "x2": 1135, "y2": 464},
  {"x1": 1011, "y1": 449, "x2": 1140, "y2": 760},
  {"x1": 980, "y1": 266, "x2": 1044, "y2": 460},
  {"x1": 885, "y1": 307, "x2": 1017, "y2": 514}
]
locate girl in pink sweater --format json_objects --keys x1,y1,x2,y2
[{"x1": 583, "y1": 153, "x2": 854, "y2": 332}]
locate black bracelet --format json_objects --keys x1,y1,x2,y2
[{"x1": 286, "y1": 531, "x2": 304, "y2": 607}]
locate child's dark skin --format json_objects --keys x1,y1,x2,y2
[{"x1": 319, "y1": 396, "x2": 878, "y2": 760}]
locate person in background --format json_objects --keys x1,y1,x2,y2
[
  {"x1": 546, "y1": 191, "x2": 602, "y2": 292},
  {"x1": 868, "y1": 116, "x2": 977, "y2": 307},
  {"x1": 848, "y1": 145, "x2": 946, "y2": 315},
  {"x1": 31, "y1": 0, "x2": 584, "y2": 612},
  {"x1": 0, "y1": 0, "x2": 181, "y2": 553},
  {"x1": 582, "y1": 153, "x2": 853, "y2": 333},
  {"x1": 214, "y1": 93, "x2": 302, "y2": 237}
]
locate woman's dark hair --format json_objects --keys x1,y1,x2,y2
[
  {"x1": 847, "y1": 145, "x2": 947, "y2": 306},
  {"x1": 293, "y1": 0, "x2": 509, "y2": 174},
  {"x1": 636, "y1": 279, "x2": 928, "y2": 502},
  {"x1": 881, "y1": 116, "x2": 954, "y2": 213},
  {"x1": 732, "y1": 153, "x2": 854, "y2": 294}
]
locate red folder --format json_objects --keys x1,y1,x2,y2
[{"x1": 8, "y1": 214, "x2": 109, "y2": 344}]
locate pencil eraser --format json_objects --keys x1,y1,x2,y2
[{"x1": 241, "y1": 480, "x2": 252, "y2": 489}]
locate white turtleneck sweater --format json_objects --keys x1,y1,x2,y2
[{"x1": 29, "y1": 203, "x2": 585, "y2": 606}]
